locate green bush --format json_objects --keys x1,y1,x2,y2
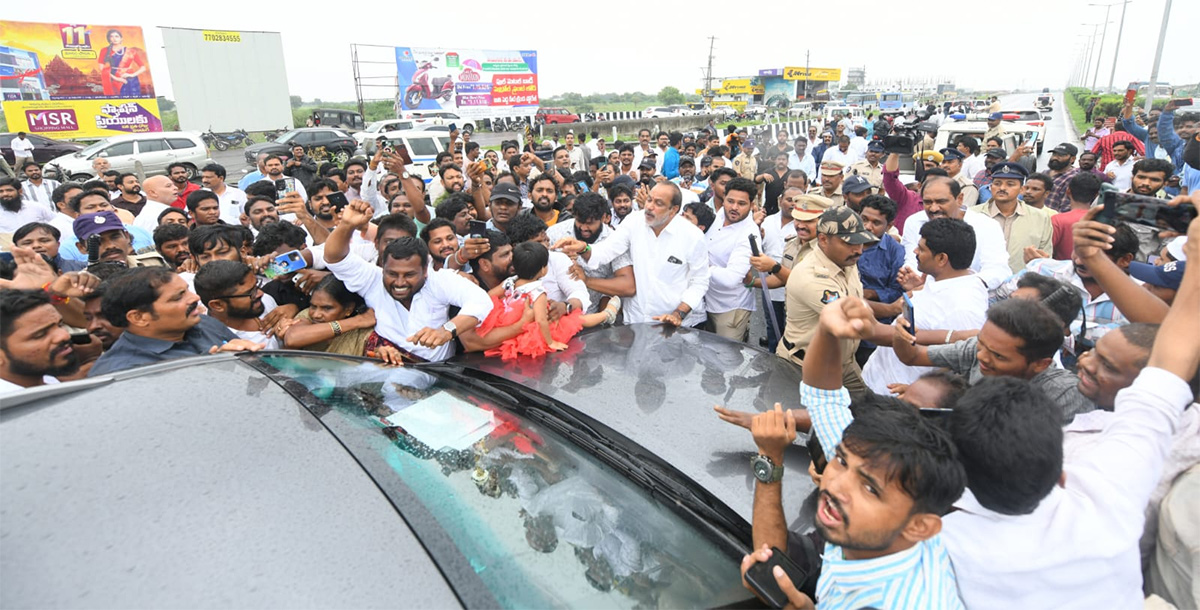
[{"x1": 1066, "y1": 87, "x2": 1170, "y2": 122}]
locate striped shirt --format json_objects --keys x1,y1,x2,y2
[
  {"x1": 803, "y1": 382, "x2": 966, "y2": 610},
  {"x1": 990, "y1": 258, "x2": 1130, "y2": 350}
]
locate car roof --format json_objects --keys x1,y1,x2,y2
[
  {"x1": 0, "y1": 356, "x2": 460, "y2": 608},
  {"x1": 451, "y1": 325, "x2": 816, "y2": 529},
  {"x1": 97, "y1": 131, "x2": 204, "y2": 142}
]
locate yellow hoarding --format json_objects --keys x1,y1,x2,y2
[
  {"x1": 718, "y1": 78, "x2": 764, "y2": 95},
  {"x1": 782, "y1": 67, "x2": 842, "y2": 82},
  {"x1": 0, "y1": 20, "x2": 162, "y2": 138}
]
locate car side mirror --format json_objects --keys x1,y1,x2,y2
[
  {"x1": 1043, "y1": 116, "x2": 1052, "y2": 120},
  {"x1": 98, "y1": 151, "x2": 109, "y2": 158}
]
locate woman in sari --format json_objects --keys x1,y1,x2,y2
[{"x1": 96, "y1": 29, "x2": 149, "y2": 97}]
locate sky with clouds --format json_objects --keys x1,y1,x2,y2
[{"x1": 6, "y1": 0, "x2": 1198, "y2": 104}]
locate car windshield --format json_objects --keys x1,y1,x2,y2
[
  {"x1": 275, "y1": 130, "x2": 303, "y2": 144},
  {"x1": 252, "y1": 354, "x2": 746, "y2": 609},
  {"x1": 365, "y1": 122, "x2": 388, "y2": 133},
  {"x1": 78, "y1": 139, "x2": 111, "y2": 156}
]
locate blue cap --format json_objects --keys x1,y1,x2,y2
[
  {"x1": 988, "y1": 112, "x2": 1004, "y2": 121},
  {"x1": 867, "y1": 141, "x2": 885, "y2": 152},
  {"x1": 989, "y1": 162, "x2": 1028, "y2": 181},
  {"x1": 939, "y1": 147, "x2": 965, "y2": 161},
  {"x1": 73, "y1": 211, "x2": 124, "y2": 242},
  {"x1": 1129, "y1": 260, "x2": 1185, "y2": 290}
]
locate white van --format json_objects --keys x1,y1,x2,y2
[
  {"x1": 824, "y1": 105, "x2": 866, "y2": 122},
  {"x1": 48, "y1": 131, "x2": 212, "y2": 181},
  {"x1": 373, "y1": 129, "x2": 453, "y2": 184}
]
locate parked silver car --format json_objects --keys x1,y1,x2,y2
[{"x1": 47, "y1": 131, "x2": 212, "y2": 181}]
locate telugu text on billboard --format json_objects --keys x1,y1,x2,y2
[
  {"x1": 0, "y1": 20, "x2": 162, "y2": 138},
  {"x1": 395, "y1": 47, "x2": 538, "y2": 119}
]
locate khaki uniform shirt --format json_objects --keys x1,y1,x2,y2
[
  {"x1": 807, "y1": 184, "x2": 845, "y2": 208},
  {"x1": 983, "y1": 126, "x2": 1007, "y2": 144},
  {"x1": 776, "y1": 245, "x2": 863, "y2": 367},
  {"x1": 127, "y1": 250, "x2": 167, "y2": 268},
  {"x1": 733, "y1": 153, "x2": 758, "y2": 181},
  {"x1": 848, "y1": 160, "x2": 884, "y2": 189},
  {"x1": 954, "y1": 171, "x2": 980, "y2": 207},
  {"x1": 969, "y1": 201, "x2": 1054, "y2": 272},
  {"x1": 781, "y1": 236, "x2": 814, "y2": 272}
]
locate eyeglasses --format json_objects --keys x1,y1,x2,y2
[{"x1": 215, "y1": 277, "x2": 265, "y2": 300}]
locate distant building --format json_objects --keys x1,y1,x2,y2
[{"x1": 847, "y1": 67, "x2": 866, "y2": 88}]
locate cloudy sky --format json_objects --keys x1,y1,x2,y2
[{"x1": 7, "y1": 0, "x2": 1198, "y2": 103}]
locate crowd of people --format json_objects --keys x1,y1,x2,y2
[{"x1": 1, "y1": 95, "x2": 1198, "y2": 609}]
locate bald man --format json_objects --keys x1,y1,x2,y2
[{"x1": 131, "y1": 175, "x2": 179, "y2": 231}]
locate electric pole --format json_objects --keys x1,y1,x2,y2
[
  {"x1": 1144, "y1": 0, "x2": 1173, "y2": 113},
  {"x1": 1101, "y1": 0, "x2": 1132, "y2": 93},
  {"x1": 804, "y1": 50, "x2": 810, "y2": 100},
  {"x1": 703, "y1": 36, "x2": 716, "y2": 105}
]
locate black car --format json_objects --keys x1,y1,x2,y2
[
  {"x1": 243, "y1": 128, "x2": 358, "y2": 167},
  {"x1": 0, "y1": 132, "x2": 84, "y2": 167},
  {"x1": 1, "y1": 325, "x2": 815, "y2": 608}
]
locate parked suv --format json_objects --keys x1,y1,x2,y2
[
  {"x1": 535, "y1": 107, "x2": 580, "y2": 124},
  {"x1": 1, "y1": 133, "x2": 83, "y2": 167},
  {"x1": 244, "y1": 128, "x2": 358, "y2": 166},
  {"x1": 47, "y1": 131, "x2": 212, "y2": 181},
  {"x1": 402, "y1": 111, "x2": 476, "y2": 133},
  {"x1": 642, "y1": 106, "x2": 676, "y2": 119}
]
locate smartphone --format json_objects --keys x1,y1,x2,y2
[
  {"x1": 263, "y1": 249, "x2": 307, "y2": 279},
  {"x1": 469, "y1": 219, "x2": 488, "y2": 239},
  {"x1": 326, "y1": 191, "x2": 349, "y2": 213},
  {"x1": 902, "y1": 293, "x2": 915, "y2": 332},
  {"x1": 448, "y1": 122, "x2": 457, "y2": 132},
  {"x1": 1124, "y1": 84, "x2": 1137, "y2": 105},
  {"x1": 392, "y1": 142, "x2": 413, "y2": 166},
  {"x1": 807, "y1": 435, "x2": 828, "y2": 475},
  {"x1": 1099, "y1": 191, "x2": 1197, "y2": 234},
  {"x1": 1025, "y1": 131, "x2": 1038, "y2": 148},
  {"x1": 744, "y1": 547, "x2": 810, "y2": 609},
  {"x1": 1169, "y1": 98, "x2": 1193, "y2": 108},
  {"x1": 748, "y1": 234, "x2": 761, "y2": 257},
  {"x1": 275, "y1": 177, "x2": 296, "y2": 200},
  {"x1": 576, "y1": 180, "x2": 589, "y2": 193}
]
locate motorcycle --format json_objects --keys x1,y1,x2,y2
[
  {"x1": 202, "y1": 128, "x2": 253, "y2": 151},
  {"x1": 403, "y1": 61, "x2": 454, "y2": 110},
  {"x1": 263, "y1": 126, "x2": 290, "y2": 141},
  {"x1": 43, "y1": 162, "x2": 72, "y2": 182}
]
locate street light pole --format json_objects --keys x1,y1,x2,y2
[
  {"x1": 1144, "y1": 0, "x2": 1174, "y2": 113},
  {"x1": 1103, "y1": 0, "x2": 1132, "y2": 93},
  {"x1": 1090, "y1": 6, "x2": 1112, "y2": 91},
  {"x1": 1082, "y1": 24, "x2": 1102, "y2": 88}
]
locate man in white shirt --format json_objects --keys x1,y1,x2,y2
[
  {"x1": 201, "y1": 163, "x2": 248, "y2": 225},
  {"x1": 258, "y1": 155, "x2": 308, "y2": 202},
  {"x1": 704, "y1": 177, "x2": 759, "y2": 341},
  {"x1": 847, "y1": 126, "x2": 869, "y2": 162},
  {"x1": 821, "y1": 135, "x2": 857, "y2": 169},
  {"x1": 546, "y1": 193, "x2": 634, "y2": 315},
  {"x1": 553, "y1": 182, "x2": 710, "y2": 328},
  {"x1": 787, "y1": 136, "x2": 817, "y2": 178},
  {"x1": 939, "y1": 248, "x2": 1200, "y2": 609},
  {"x1": 900, "y1": 176, "x2": 1010, "y2": 289},
  {"x1": 631, "y1": 129, "x2": 654, "y2": 169},
  {"x1": 564, "y1": 132, "x2": 587, "y2": 173},
  {"x1": 48, "y1": 183, "x2": 82, "y2": 237},
  {"x1": 132, "y1": 176, "x2": 176, "y2": 232},
  {"x1": 862, "y1": 217, "x2": 988, "y2": 393},
  {"x1": 323, "y1": 199, "x2": 493, "y2": 362},
  {"x1": 10, "y1": 132, "x2": 35, "y2": 170},
  {"x1": 193, "y1": 260, "x2": 283, "y2": 350},
  {"x1": 0, "y1": 176, "x2": 55, "y2": 233},
  {"x1": 1103, "y1": 140, "x2": 1137, "y2": 191},
  {"x1": 19, "y1": 162, "x2": 59, "y2": 212}
]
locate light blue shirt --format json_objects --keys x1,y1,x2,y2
[
  {"x1": 238, "y1": 170, "x2": 265, "y2": 191},
  {"x1": 59, "y1": 224, "x2": 155, "y2": 262},
  {"x1": 804, "y1": 382, "x2": 966, "y2": 610}
]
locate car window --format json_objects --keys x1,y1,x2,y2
[
  {"x1": 0, "y1": 134, "x2": 13, "y2": 146},
  {"x1": 31, "y1": 135, "x2": 56, "y2": 146},
  {"x1": 137, "y1": 139, "x2": 170, "y2": 153},
  {"x1": 294, "y1": 132, "x2": 315, "y2": 144},
  {"x1": 167, "y1": 138, "x2": 197, "y2": 150},
  {"x1": 101, "y1": 142, "x2": 135, "y2": 158},
  {"x1": 437, "y1": 137, "x2": 451, "y2": 151},
  {"x1": 252, "y1": 354, "x2": 746, "y2": 609},
  {"x1": 408, "y1": 137, "x2": 438, "y2": 156}
]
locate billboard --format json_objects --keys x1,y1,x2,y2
[
  {"x1": 782, "y1": 67, "x2": 842, "y2": 82},
  {"x1": 718, "y1": 78, "x2": 764, "y2": 95},
  {"x1": 0, "y1": 20, "x2": 161, "y2": 138},
  {"x1": 161, "y1": 27, "x2": 292, "y2": 132},
  {"x1": 395, "y1": 47, "x2": 538, "y2": 119}
]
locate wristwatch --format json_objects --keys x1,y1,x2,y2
[
  {"x1": 442, "y1": 320, "x2": 458, "y2": 339},
  {"x1": 770, "y1": 262, "x2": 783, "y2": 275},
  {"x1": 751, "y1": 454, "x2": 784, "y2": 483}
]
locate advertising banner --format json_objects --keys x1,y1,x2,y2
[
  {"x1": 782, "y1": 67, "x2": 842, "y2": 82},
  {"x1": 0, "y1": 20, "x2": 161, "y2": 138},
  {"x1": 395, "y1": 47, "x2": 538, "y2": 119}
]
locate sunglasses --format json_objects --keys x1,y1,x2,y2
[{"x1": 215, "y1": 277, "x2": 265, "y2": 300}]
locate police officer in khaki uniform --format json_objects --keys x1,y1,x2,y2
[
  {"x1": 73, "y1": 211, "x2": 167, "y2": 269},
  {"x1": 776, "y1": 205, "x2": 878, "y2": 395},
  {"x1": 914, "y1": 149, "x2": 944, "y2": 173},
  {"x1": 749, "y1": 194, "x2": 831, "y2": 291},
  {"x1": 807, "y1": 160, "x2": 845, "y2": 207},
  {"x1": 733, "y1": 137, "x2": 759, "y2": 181},
  {"x1": 848, "y1": 141, "x2": 886, "y2": 190},
  {"x1": 938, "y1": 147, "x2": 980, "y2": 207},
  {"x1": 983, "y1": 112, "x2": 1008, "y2": 144}
]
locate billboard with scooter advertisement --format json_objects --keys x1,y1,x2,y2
[{"x1": 395, "y1": 47, "x2": 538, "y2": 119}]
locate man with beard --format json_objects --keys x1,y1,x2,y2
[
  {"x1": 1044, "y1": 143, "x2": 1081, "y2": 213},
  {"x1": 133, "y1": 176, "x2": 177, "y2": 232},
  {"x1": 88, "y1": 267, "x2": 264, "y2": 375},
  {"x1": 243, "y1": 196, "x2": 281, "y2": 234},
  {"x1": 0, "y1": 290, "x2": 83, "y2": 393},
  {"x1": 547, "y1": 192, "x2": 634, "y2": 315},
  {"x1": 434, "y1": 164, "x2": 465, "y2": 206},
  {"x1": 200, "y1": 163, "x2": 247, "y2": 225},
  {"x1": 969, "y1": 162, "x2": 1053, "y2": 273},
  {"x1": 0, "y1": 176, "x2": 54, "y2": 233},
  {"x1": 607, "y1": 181, "x2": 636, "y2": 227},
  {"x1": 705, "y1": 177, "x2": 759, "y2": 341},
  {"x1": 153, "y1": 223, "x2": 191, "y2": 269},
  {"x1": 19, "y1": 161, "x2": 60, "y2": 211},
  {"x1": 81, "y1": 283, "x2": 123, "y2": 352},
  {"x1": 486, "y1": 182, "x2": 523, "y2": 234},
  {"x1": 1077, "y1": 151, "x2": 1108, "y2": 183},
  {"x1": 526, "y1": 173, "x2": 567, "y2": 227},
  {"x1": 167, "y1": 162, "x2": 200, "y2": 210},
  {"x1": 277, "y1": 179, "x2": 337, "y2": 243},
  {"x1": 420, "y1": 218, "x2": 462, "y2": 272},
  {"x1": 343, "y1": 159, "x2": 366, "y2": 200},
  {"x1": 554, "y1": 182, "x2": 710, "y2": 328},
  {"x1": 756, "y1": 151, "x2": 791, "y2": 215},
  {"x1": 48, "y1": 182, "x2": 83, "y2": 237},
  {"x1": 72, "y1": 211, "x2": 166, "y2": 268},
  {"x1": 777, "y1": 206, "x2": 877, "y2": 394},
  {"x1": 1102, "y1": 142, "x2": 1136, "y2": 191},
  {"x1": 1123, "y1": 158, "x2": 1177, "y2": 261},
  {"x1": 742, "y1": 294, "x2": 967, "y2": 610},
  {"x1": 284, "y1": 144, "x2": 319, "y2": 189},
  {"x1": 259, "y1": 155, "x2": 308, "y2": 201},
  {"x1": 670, "y1": 157, "x2": 703, "y2": 205},
  {"x1": 194, "y1": 260, "x2": 281, "y2": 349},
  {"x1": 110, "y1": 173, "x2": 147, "y2": 217},
  {"x1": 324, "y1": 199, "x2": 493, "y2": 363},
  {"x1": 749, "y1": 191, "x2": 829, "y2": 349},
  {"x1": 900, "y1": 176, "x2": 1010, "y2": 289}
]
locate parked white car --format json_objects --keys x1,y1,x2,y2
[
  {"x1": 400, "y1": 111, "x2": 476, "y2": 134},
  {"x1": 643, "y1": 106, "x2": 677, "y2": 119},
  {"x1": 1000, "y1": 108, "x2": 1050, "y2": 154},
  {"x1": 47, "y1": 131, "x2": 212, "y2": 182},
  {"x1": 369, "y1": 129, "x2": 454, "y2": 184}
]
